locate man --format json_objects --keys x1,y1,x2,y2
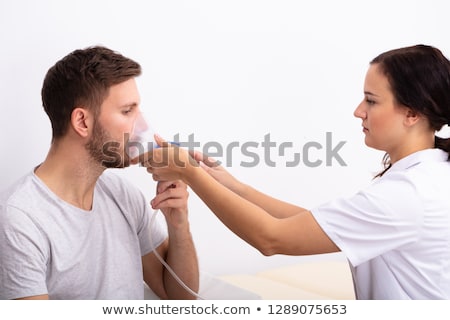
[{"x1": 0, "y1": 46, "x2": 199, "y2": 299}]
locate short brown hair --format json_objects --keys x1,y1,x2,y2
[{"x1": 41, "y1": 46, "x2": 142, "y2": 139}]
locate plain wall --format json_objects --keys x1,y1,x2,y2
[{"x1": 1, "y1": 0, "x2": 449, "y2": 276}]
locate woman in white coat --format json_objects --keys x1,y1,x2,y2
[{"x1": 141, "y1": 44, "x2": 450, "y2": 299}]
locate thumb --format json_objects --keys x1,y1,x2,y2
[
  {"x1": 154, "y1": 133, "x2": 170, "y2": 147},
  {"x1": 191, "y1": 150, "x2": 219, "y2": 168},
  {"x1": 130, "y1": 156, "x2": 140, "y2": 165}
]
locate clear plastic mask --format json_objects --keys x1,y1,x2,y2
[{"x1": 126, "y1": 112, "x2": 158, "y2": 159}]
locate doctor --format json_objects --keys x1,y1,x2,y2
[{"x1": 139, "y1": 44, "x2": 450, "y2": 299}]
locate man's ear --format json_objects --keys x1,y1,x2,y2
[{"x1": 71, "y1": 107, "x2": 93, "y2": 138}]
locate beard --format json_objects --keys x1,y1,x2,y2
[{"x1": 85, "y1": 119, "x2": 130, "y2": 168}]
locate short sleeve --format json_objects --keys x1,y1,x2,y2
[
  {"x1": 0, "y1": 206, "x2": 49, "y2": 299},
  {"x1": 311, "y1": 172, "x2": 423, "y2": 266}
]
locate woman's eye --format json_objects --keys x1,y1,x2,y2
[
  {"x1": 366, "y1": 98, "x2": 376, "y2": 105},
  {"x1": 122, "y1": 109, "x2": 132, "y2": 115}
]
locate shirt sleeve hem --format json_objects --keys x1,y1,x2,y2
[{"x1": 310, "y1": 206, "x2": 362, "y2": 267}]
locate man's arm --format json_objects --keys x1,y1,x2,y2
[{"x1": 142, "y1": 180, "x2": 199, "y2": 299}]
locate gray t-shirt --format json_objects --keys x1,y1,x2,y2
[{"x1": 0, "y1": 169, "x2": 167, "y2": 300}]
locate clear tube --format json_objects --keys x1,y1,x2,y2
[
  {"x1": 129, "y1": 113, "x2": 201, "y2": 298},
  {"x1": 149, "y1": 209, "x2": 205, "y2": 300}
]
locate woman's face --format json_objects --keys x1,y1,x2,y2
[{"x1": 354, "y1": 63, "x2": 411, "y2": 159}]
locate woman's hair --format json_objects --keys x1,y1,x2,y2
[
  {"x1": 370, "y1": 44, "x2": 450, "y2": 177},
  {"x1": 41, "y1": 46, "x2": 142, "y2": 140}
]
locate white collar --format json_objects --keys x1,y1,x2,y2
[{"x1": 389, "y1": 148, "x2": 448, "y2": 173}]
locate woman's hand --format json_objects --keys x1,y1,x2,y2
[
  {"x1": 133, "y1": 134, "x2": 198, "y2": 183},
  {"x1": 190, "y1": 151, "x2": 243, "y2": 194},
  {"x1": 136, "y1": 134, "x2": 243, "y2": 194}
]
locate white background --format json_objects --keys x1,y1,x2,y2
[{"x1": 1, "y1": 0, "x2": 449, "y2": 276}]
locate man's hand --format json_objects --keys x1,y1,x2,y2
[
  {"x1": 151, "y1": 180, "x2": 189, "y2": 228},
  {"x1": 143, "y1": 178, "x2": 199, "y2": 299}
]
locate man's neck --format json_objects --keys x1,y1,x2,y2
[{"x1": 35, "y1": 139, "x2": 105, "y2": 211}]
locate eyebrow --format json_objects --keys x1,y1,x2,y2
[
  {"x1": 364, "y1": 91, "x2": 380, "y2": 97},
  {"x1": 119, "y1": 102, "x2": 139, "y2": 109}
]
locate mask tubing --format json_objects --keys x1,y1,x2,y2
[{"x1": 149, "y1": 209, "x2": 204, "y2": 300}]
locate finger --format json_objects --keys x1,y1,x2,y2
[
  {"x1": 160, "y1": 185, "x2": 188, "y2": 200},
  {"x1": 129, "y1": 135, "x2": 174, "y2": 165},
  {"x1": 152, "y1": 173, "x2": 171, "y2": 182},
  {"x1": 136, "y1": 148, "x2": 166, "y2": 167},
  {"x1": 130, "y1": 150, "x2": 153, "y2": 166},
  {"x1": 130, "y1": 150, "x2": 150, "y2": 165},
  {"x1": 151, "y1": 188, "x2": 188, "y2": 208},
  {"x1": 154, "y1": 134, "x2": 171, "y2": 148},
  {"x1": 151, "y1": 197, "x2": 187, "y2": 210},
  {"x1": 130, "y1": 156, "x2": 140, "y2": 165},
  {"x1": 190, "y1": 150, "x2": 218, "y2": 167},
  {"x1": 156, "y1": 181, "x2": 172, "y2": 193},
  {"x1": 198, "y1": 161, "x2": 211, "y2": 173},
  {"x1": 156, "y1": 180, "x2": 182, "y2": 194},
  {"x1": 190, "y1": 150, "x2": 206, "y2": 162}
]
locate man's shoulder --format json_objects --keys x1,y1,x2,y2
[
  {"x1": 0, "y1": 171, "x2": 40, "y2": 227},
  {"x1": 98, "y1": 170, "x2": 135, "y2": 190},
  {"x1": 97, "y1": 170, "x2": 144, "y2": 200},
  {"x1": 97, "y1": 170, "x2": 149, "y2": 222},
  {"x1": 0, "y1": 171, "x2": 36, "y2": 207}
]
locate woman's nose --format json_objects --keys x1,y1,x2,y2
[{"x1": 353, "y1": 101, "x2": 366, "y2": 119}]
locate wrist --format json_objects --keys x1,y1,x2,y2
[
  {"x1": 167, "y1": 221, "x2": 193, "y2": 242},
  {"x1": 184, "y1": 162, "x2": 203, "y2": 185},
  {"x1": 228, "y1": 179, "x2": 246, "y2": 196},
  {"x1": 176, "y1": 151, "x2": 200, "y2": 182}
]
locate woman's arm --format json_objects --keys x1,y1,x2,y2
[
  {"x1": 192, "y1": 151, "x2": 307, "y2": 219},
  {"x1": 145, "y1": 144, "x2": 339, "y2": 256}
]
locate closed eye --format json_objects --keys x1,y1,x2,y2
[
  {"x1": 364, "y1": 91, "x2": 378, "y2": 106},
  {"x1": 366, "y1": 98, "x2": 376, "y2": 105},
  {"x1": 121, "y1": 104, "x2": 138, "y2": 115}
]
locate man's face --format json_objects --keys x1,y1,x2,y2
[{"x1": 86, "y1": 78, "x2": 141, "y2": 168}]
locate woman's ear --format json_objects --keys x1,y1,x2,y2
[
  {"x1": 71, "y1": 107, "x2": 93, "y2": 138},
  {"x1": 404, "y1": 108, "x2": 421, "y2": 127}
]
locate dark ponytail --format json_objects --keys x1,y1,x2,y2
[
  {"x1": 435, "y1": 135, "x2": 450, "y2": 160},
  {"x1": 374, "y1": 154, "x2": 392, "y2": 179}
]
